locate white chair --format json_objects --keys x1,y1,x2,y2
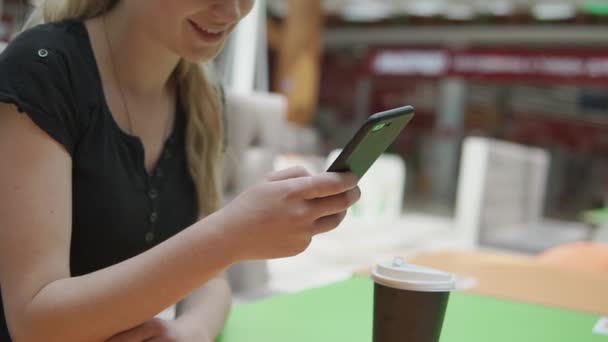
[
  {"x1": 223, "y1": 90, "x2": 288, "y2": 195},
  {"x1": 222, "y1": 90, "x2": 288, "y2": 300},
  {"x1": 222, "y1": 90, "x2": 321, "y2": 195},
  {"x1": 454, "y1": 137, "x2": 591, "y2": 253},
  {"x1": 222, "y1": 90, "x2": 322, "y2": 301}
]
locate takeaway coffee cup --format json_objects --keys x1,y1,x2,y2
[{"x1": 371, "y1": 258, "x2": 456, "y2": 342}]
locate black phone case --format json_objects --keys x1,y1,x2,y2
[{"x1": 327, "y1": 106, "x2": 415, "y2": 178}]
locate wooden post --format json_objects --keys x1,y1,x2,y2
[{"x1": 276, "y1": 0, "x2": 323, "y2": 127}]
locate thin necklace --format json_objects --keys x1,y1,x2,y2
[{"x1": 102, "y1": 15, "x2": 173, "y2": 142}]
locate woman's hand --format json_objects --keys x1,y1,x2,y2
[
  {"x1": 105, "y1": 318, "x2": 210, "y2": 342},
  {"x1": 216, "y1": 167, "x2": 361, "y2": 260}
]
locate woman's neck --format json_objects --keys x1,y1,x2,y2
[{"x1": 101, "y1": 4, "x2": 180, "y2": 98}]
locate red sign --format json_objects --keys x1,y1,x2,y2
[
  {"x1": 371, "y1": 49, "x2": 449, "y2": 78},
  {"x1": 368, "y1": 48, "x2": 608, "y2": 84}
]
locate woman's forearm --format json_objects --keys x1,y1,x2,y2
[
  {"x1": 18, "y1": 213, "x2": 238, "y2": 342},
  {"x1": 176, "y1": 273, "x2": 232, "y2": 340}
]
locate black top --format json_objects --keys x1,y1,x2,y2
[{"x1": 0, "y1": 20, "x2": 201, "y2": 340}]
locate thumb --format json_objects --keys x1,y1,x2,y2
[
  {"x1": 265, "y1": 166, "x2": 311, "y2": 182},
  {"x1": 107, "y1": 319, "x2": 162, "y2": 341}
]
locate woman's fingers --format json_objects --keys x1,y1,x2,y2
[
  {"x1": 310, "y1": 187, "x2": 361, "y2": 218},
  {"x1": 285, "y1": 172, "x2": 359, "y2": 200},
  {"x1": 313, "y1": 211, "x2": 348, "y2": 234}
]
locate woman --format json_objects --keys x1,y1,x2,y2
[{"x1": 0, "y1": 1, "x2": 360, "y2": 341}]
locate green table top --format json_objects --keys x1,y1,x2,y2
[
  {"x1": 583, "y1": 208, "x2": 608, "y2": 226},
  {"x1": 583, "y1": 2, "x2": 608, "y2": 16},
  {"x1": 219, "y1": 277, "x2": 606, "y2": 342}
]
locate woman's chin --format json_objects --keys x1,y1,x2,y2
[{"x1": 181, "y1": 45, "x2": 223, "y2": 64}]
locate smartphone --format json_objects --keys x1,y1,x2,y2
[{"x1": 327, "y1": 105, "x2": 414, "y2": 178}]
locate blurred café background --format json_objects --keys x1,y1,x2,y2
[{"x1": 2, "y1": 0, "x2": 608, "y2": 300}]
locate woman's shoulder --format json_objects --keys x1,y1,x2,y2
[
  {"x1": 0, "y1": 20, "x2": 97, "y2": 107},
  {"x1": 2, "y1": 20, "x2": 85, "y2": 63},
  {"x1": 0, "y1": 21, "x2": 94, "y2": 155}
]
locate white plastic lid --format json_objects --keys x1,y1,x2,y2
[{"x1": 371, "y1": 257, "x2": 456, "y2": 292}]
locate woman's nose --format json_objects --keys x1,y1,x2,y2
[{"x1": 212, "y1": 0, "x2": 241, "y2": 24}]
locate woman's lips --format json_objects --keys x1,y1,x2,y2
[{"x1": 188, "y1": 19, "x2": 226, "y2": 44}]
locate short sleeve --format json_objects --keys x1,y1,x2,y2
[{"x1": 0, "y1": 25, "x2": 82, "y2": 155}]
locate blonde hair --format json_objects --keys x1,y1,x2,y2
[{"x1": 26, "y1": 0, "x2": 225, "y2": 217}]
